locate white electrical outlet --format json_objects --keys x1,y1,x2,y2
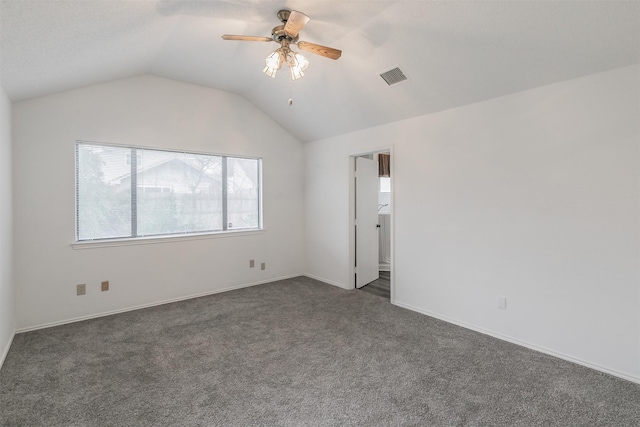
[{"x1": 498, "y1": 296, "x2": 507, "y2": 309}]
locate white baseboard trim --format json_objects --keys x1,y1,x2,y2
[
  {"x1": 15, "y1": 274, "x2": 302, "y2": 334},
  {"x1": 394, "y1": 300, "x2": 640, "y2": 385},
  {"x1": 0, "y1": 331, "x2": 15, "y2": 370},
  {"x1": 304, "y1": 273, "x2": 351, "y2": 290}
]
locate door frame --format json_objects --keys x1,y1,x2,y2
[{"x1": 348, "y1": 146, "x2": 395, "y2": 303}]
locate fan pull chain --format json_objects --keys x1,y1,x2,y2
[
  {"x1": 288, "y1": 80, "x2": 295, "y2": 106},
  {"x1": 289, "y1": 81, "x2": 293, "y2": 106}
]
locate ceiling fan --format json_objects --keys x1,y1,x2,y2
[{"x1": 222, "y1": 9, "x2": 342, "y2": 80}]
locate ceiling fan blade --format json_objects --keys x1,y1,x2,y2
[
  {"x1": 221, "y1": 35, "x2": 273, "y2": 42},
  {"x1": 284, "y1": 10, "x2": 310, "y2": 38},
  {"x1": 297, "y1": 41, "x2": 342, "y2": 60}
]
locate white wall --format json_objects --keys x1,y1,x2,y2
[
  {"x1": 305, "y1": 65, "x2": 640, "y2": 382},
  {"x1": 13, "y1": 75, "x2": 304, "y2": 330},
  {"x1": 0, "y1": 86, "x2": 14, "y2": 367}
]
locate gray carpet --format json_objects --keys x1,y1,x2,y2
[{"x1": 1, "y1": 276, "x2": 639, "y2": 426}]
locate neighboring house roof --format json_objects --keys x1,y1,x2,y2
[{"x1": 110, "y1": 157, "x2": 221, "y2": 186}]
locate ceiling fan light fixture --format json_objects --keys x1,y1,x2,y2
[
  {"x1": 263, "y1": 43, "x2": 309, "y2": 80},
  {"x1": 263, "y1": 50, "x2": 284, "y2": 78},
  {"x1": 288, "y1": 51, "x2": 308, "y2": 80}
]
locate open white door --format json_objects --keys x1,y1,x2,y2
[{"x1": 355, "y1": 157, "x2": 379, "y2": 288}]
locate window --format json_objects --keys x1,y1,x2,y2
[
  {"x1": 125, "y1": 152, "x2": 141, "y2": 166},
  {"x1": 379, "y1": 177, "x2": 391, "y2": 193},
  {"x1": 76, "y1": 142, "x2": 262, "y2": 241}
]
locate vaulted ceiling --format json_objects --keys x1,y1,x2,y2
[{"x1": 1, "y1": 0, "x2": 639, "y2": 142}]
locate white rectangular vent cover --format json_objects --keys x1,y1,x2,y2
[{"x1": 380, "y1": 67, "x2": 408, "y2": 86}]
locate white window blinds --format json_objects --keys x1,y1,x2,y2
[{"x1": 76, "y1": 142, "x2": 262, "y2": 241}]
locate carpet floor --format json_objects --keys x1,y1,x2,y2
[{"x1": 1, "y1": 276, "x2": 639, "y2": 426}]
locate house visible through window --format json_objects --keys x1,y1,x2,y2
[
  {"x1": 125, "y1": 152, "x2": 141, "y2": 166},
  {"x1": 76, "y1": 141, "x2": 262, "y2": 241}
]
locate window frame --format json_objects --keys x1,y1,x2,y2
[{"x1": 74, "y1": 140, "x2": 263, "y2": 247}]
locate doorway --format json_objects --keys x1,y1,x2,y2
[{"x1": 351, "y1": 150, "x2": 392, "y2": 301}]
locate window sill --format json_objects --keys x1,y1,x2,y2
[{"x1": 71, "y1": 229, "x2": 265, "y2": 250}]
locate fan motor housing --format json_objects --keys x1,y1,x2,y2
[
  {"x1": 271, "y1": 10, "x2": 299, "y2": 43},
  {"x1": 271, "y1": 25, "x2": 298, "y2": 43}
]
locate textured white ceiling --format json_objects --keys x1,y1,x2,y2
[{"x1": 1, "y1": 0, "x2": 639, "y2": 142}]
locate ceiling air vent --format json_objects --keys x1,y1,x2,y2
[{"x1": 379, "y1": 67, "x2": 408, "y2": 86}]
